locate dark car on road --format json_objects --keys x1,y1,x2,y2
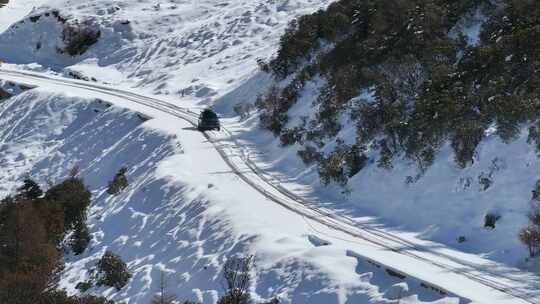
[{"x1": 198, "y1": 109, "x2": 221, "y2": 131}]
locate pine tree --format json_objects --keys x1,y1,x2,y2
[
  {"x1": 346, "y1": 144, "x2": 367, "y2": 178},
  {"x1": 0, "y1": 201, "x2": 62, "y2": 304},
  {"x1": 217, "y1": 256, "x2": 253, "y2": 304},
  {"x1": 17, "y1": 178, "x2": 43, "y2": 199},
  {"x1": 71, "y1": 222, "x2": 91, "y2": 255},
  {"x1": 45, "y1": 177, "x2": 91, "y2": 230}
]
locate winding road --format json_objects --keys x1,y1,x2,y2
[{"x1": 1, "y1": 68, "x2": 540, "y2": 304}]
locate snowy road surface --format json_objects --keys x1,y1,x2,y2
[{"x1": 1, "y1": 68, "x2": 540, "y2": 304}]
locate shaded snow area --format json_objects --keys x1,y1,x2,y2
[
  {"x1": 0, "y1": 79, "x2": 28, "y2": 101},
  {"x1": 0, "y1": 90, "x2": 463, "y2": 303}
]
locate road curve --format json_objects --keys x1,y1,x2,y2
[{"x1": 1, "y1": 68, "x2": 539, "y2": 304}]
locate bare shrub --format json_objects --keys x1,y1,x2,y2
[
  {"x1": 520, "y1": 225, "x2": 540, "y2": 257},
  {"x1": 218, "y1": 256, "x2": 253, "y2": 304},
  {"x1": 151, "y1": 271, "x2": 177, "y2": 304}
]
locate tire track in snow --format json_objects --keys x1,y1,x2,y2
[{"x1": 0, "y1": 68, "x2": 539, "y2": 304}]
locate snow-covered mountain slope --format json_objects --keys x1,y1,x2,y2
[
  {"x1": 0, "y1": 0, "x2": 331, "y2": 98},
  {"x1": 2, "y1": 0, "x2": 540, "y2": 303},
  {"x1": 215, "y1": 72, "x2": 537, "y2": 266},
  {"x1": 7, "y1": 66, "x2": 540, "y2": 304},
  {"x1": 0, "y1": 87, "x2": 471, "y2": 303},
  {"x1": 207, "y1": 0, "x2": 540, "y2": 274}
]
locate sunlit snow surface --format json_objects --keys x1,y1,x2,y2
[
  {"x1": 0, "y1": 0, "x2": 538, "y2": 303},
  {"x1": 0, "y1": 89, "x2": 463, "y2": 303},
  {"x1": 0, "y1": 0, "x2": 332, "y2": 98}
]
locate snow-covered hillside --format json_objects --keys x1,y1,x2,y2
[
  {"x1": 0, "y1": 0, "x2": 43, "y2": 32},
  {"x1": 217, "y1": 74, "x2": 537, "y2": 266},
  {"x1": 205, "y1": 1, "x2": 540, "y2": 272},
  {"x1": 0, "y1": 88, "x2": 467, "y2": 303},
  {"x1": 0, "y1": 0, "x2": 331, "y2": 99},
  {"x1": 2, "y1": 0, "x2": 540, "y2": 303}
]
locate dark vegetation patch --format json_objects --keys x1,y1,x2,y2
[
  {"x1": 484, "y1": 213, "x2": 501, "y2": 229},
  {"x1": 107, "y1": 167, "x2": 129, "y2": 195},
  {"x1": 61, "y1": 19, "x2": 101, "y2": 56},
  {"x1": 29, "y1": 15, "x2": 41, "y2": 23},
  {"x1": 67, "y1": 70, "x2": 98, "y2": 82},
  {"x1": 27, "y1": 9, "x2": 67, "y2": 24},
  {"x1": 52, "y1": 10, "x2": 68, "y2": 23},
  {"x1": 95, "y1": 251, "x2": 132, "y2": 291},
  {"x1": 0, "y1": 172, "x2": 118, "y2": 303},
  {"x1": 0, "y1": 87, "x2": 12, "y2": 101},
  {"x1": 256, "y1": 0, "x2": 540, "y2": 187}
]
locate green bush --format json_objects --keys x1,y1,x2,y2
[
  {"x1": 532, "y1": 179, "x2": 540, "y2": 201},
  {"x1": 71, "y1": 222, "x2": 91, "y2": 255},
  {"x1": 75, "y1": 281, "x2": 93, "y2": 293},
  {"x1": 484, "y1": 213, "x2": 501, "y2": 229},
  {"x1": 45, "y1": 177, "x2": 91, "y2": 230},
  {"x1": 345, "y1": 144, "x2": 368, "y2": 178},
  {"x1": 318, "y1": 148, "x2": 348, "y2": 187},
  {"x1": 17, "y1": 178, "x2": 43, "y2": 199},
  {"x1": 62, "y1": 21, "x2": 101, "y2": 56},
  {"x1": 279, "y1": 126, "x2": 305, "y2": 146},
  {"x1": 96, "y1": 251, "x2": 132, "y2": 291},
  {"x1": 107, "y1": 167, "x2": 129, "y2": 195},
  {"x1": 297, "y1": 145, "x2": 322, "y2": 165}
]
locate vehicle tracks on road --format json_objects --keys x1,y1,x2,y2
[{"x1": 1, "y1": 69, "x2": 539, "y2": 304}]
